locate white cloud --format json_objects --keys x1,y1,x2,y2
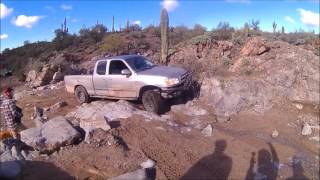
[
  {"x1": 297, "y1": 8, "x2": 319, "y2": 26},
  {"x1": 11, "y1": 15, "x2": 43, "y2": 28},
  {"x1": 161, "y1": 0, "x2": 179, "y2": 12},
  {"x1": 132, "y1": 20, "x2": 141, "y2": 25},
  {"x1": 61, "y1": 4, "x2": 72, "y2": 10},
  {"x1": 0, "y1": 3, "x2": 14, "y2": 19},
  {"x1": 0, "y1": 34, "x2": 8, "y2": 40},
  {"x1": 225, "y1": 0, "x2": 251, "y2": 4},
  {"x1": 284, "y1": 16, "x2": 296, "y2": 24}
]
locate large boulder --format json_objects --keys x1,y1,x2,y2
[
  {"x1": 52, "y1": 71, "x2": 64, "y2": 82},
  {"x1": 240, "y1": 37, "x2": 270, "y2": 56},
  {"x1": 80, "y1": 114, "x2": 111, "y2": 142},
  {"x1": 66, "y1": 100, "x2": 136, "y2": 121},
  {"x1": 31, "y1": 64, "x2": 56, "y2": 87},
  {"x1": 200, "y1": 77, "x2": 274, "y2": 117},
  {"x1": 20, "y1": 116, "x2": 81, "y2": 152},
  {"x1": 25, "y1": 70, "x2": 37, "y2": 82},
  {"x1": 66, "y1": 100, "x2": 165, "y2": 124}
]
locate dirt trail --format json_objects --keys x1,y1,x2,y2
[{"x1": 12, "y1": 86, "x2": 320, "y2": 180}]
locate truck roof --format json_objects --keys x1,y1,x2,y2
[{"x1": 105, "y1": 54, "x2": 142, "y2": 61}]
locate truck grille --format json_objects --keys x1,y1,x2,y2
[{"x1": 181, "y1": 72, "x2": 191, "y2": 83}]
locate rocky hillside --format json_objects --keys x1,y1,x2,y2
[{"x1": 168, "y1": 36, "x2": 319, "y2": 120}]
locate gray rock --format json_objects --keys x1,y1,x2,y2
[
  {"x1": 272, "y1": 130, "x2": 279, "y2": 138},
  {"x1": 0, "y1": 161, "x2": 21, "y2": 179},
  {"x1": 20, "y1": 116, "x2": 81, "y2": 152},
  {"x1": 301, "y1": 123, "x2": 312, "y2": 136},
  {"x1": 67, "y1": 100, "x2": 165, "y2": 123},
  {"x1": 112, "y1": 169, "x2": 149, "y2": 180},
  {"x1": 201, "y1": 124, "x2": 213, "y2": 137},
  {"x1": 48, "y1": 101, "x2": 67, "y2": 111},
  {"x1": 140, "y1": 159, "x2": 156, "y2": 169},
  {"x1": 66, "y1": 100, "x2": 135, "y2": 121},
  {"x1": 216, "y1": 116, "x2": 230, "y2": 123},
  {"x1": 171, "y1": 104, "x2": 207, "y2": 116},
  {"x1": 26, "y1": 70, "x2": 37, "y2": 82},
  {"x1": 52, "y1": 71, "x2": 64, "y2": 81},
  {"x1": 201, "y1": 77, "x2": 274, "y2": 117},
  {"x1": 37, "y1": 85, "x2": 49, "y2": 91},
  {"x1": 80, "y1": 114, "x2": 111, "y2": 143}
]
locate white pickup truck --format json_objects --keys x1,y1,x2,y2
[{"x1": 64, "y1": 55, "x2": 192, "y2": 114}]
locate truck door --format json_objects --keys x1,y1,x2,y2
[
  {"x1": 106, "y1": 60, "x2": 138, "y2": 98},
  {"x1": 93, "y1": 61, "x2": 109, "y2": 96}
]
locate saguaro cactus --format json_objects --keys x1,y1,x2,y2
[
  {"x1": 112, "y1": 16, "x2": 115, "y2": 32},
  {"x1": 160, "y1": 8, "x2": 169, "y2": 64},
  {"x1": 272, "y1": 21, "x2": 277, "y2": 33},
  {"x1": 281, "y1": 26, "x2": 285, "y2": 34}
]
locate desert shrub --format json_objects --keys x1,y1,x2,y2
[
  {"x1": 189, "y1": 32, "x2": 213, "y2": 45},
  {"x1": 128, "y1": 24, "x2": 142, "y2": 32},
  {"x1": 222, "y1": 57, "x2": 233, "y2": 68},
  {"x1": 232, "y1": 30, "x2": 248, "y2": 45},
  {"x1": 143, "y1": 25, "x2": 161, "y2": 38},
  {"x1": 99, "y1": 34, "x2": 127, "y2": 54},
  {"x1": 210, "y1": 22, "x2": 235, "y2": 40},
  {"x1": 90, "y1": 24, "x2": 108, "y2": 42},
  {"x1": 52, "y1": 29, "x2": 76, "y2": 51}
]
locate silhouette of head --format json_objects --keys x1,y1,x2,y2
[
  {"x1": 215, "y1": 140, "x2": 227, "y2": 153},
  {"x1": 258, "y1": 149, "x2": 271, "y2": 165}
]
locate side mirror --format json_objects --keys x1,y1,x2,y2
[{"x1": 121, "y1": 69, "x2": 131, "y2": 76}]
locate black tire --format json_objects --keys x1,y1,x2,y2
[
  {"x1": 142, "y1": 90, "x2": 163, "y2": 114},
  {"x1": 75, "y1": 86, "x2": 90, "y2": 104}
]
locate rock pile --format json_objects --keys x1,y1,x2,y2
[{"x1": 240, "y1": 37, "x2": 270, "y2": 56}]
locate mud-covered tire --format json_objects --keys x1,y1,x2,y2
[
  {"x1": 142, "y1": 90, "x2": 163, "y2": 114},
  {"x1": 75, "y1": 86, "x2": 90, "y2": 104}
]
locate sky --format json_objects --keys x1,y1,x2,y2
[{"x1": 0, "y1": 0, "x2": 319, "y2": 51}]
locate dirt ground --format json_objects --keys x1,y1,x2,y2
[{"x1": 12, "y1": 86, "x2": 320, "y2": 180}]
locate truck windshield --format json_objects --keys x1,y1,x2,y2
[{"x1": 127, "y1": 56, "x2": 155, "y2": 72}]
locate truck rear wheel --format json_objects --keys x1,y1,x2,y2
[
  {"x1": 142, "y1": 90, "x2": 162, "y2": 114},
  {"x1": 75, "y1": 86, "x2": 90, "y2": 104}
]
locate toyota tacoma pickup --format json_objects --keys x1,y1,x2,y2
[{"x1": 64, "y1": 55, "x2": 192, "y2": 114}]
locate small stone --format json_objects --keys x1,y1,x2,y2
[
  {"x1": 294, "y1": 103, "x2": 303, "y2": 110},
  {"x1": 216, "y1": 116, "x2": 230, "y2": 123},
  {"x1": 309, "y1": 136, "x2": 320, "y2": 142},
  {"x1": 11, "y1": 146, "x2": 18, "y2": 158},
  {"x1": 301, "y1": 123, "x2": 312, "y2": 136},
  {"x1": 20, "y1": 150, "x2": 28, "y2": 159},
  {"x1": 140, "y1": 159, "x2": 156, "y2": 169},
  {"x1": 201, "y1": 124, "x2": 213, "y2": 137},
  {"x1": 49, "y1": 102, "x2": 67, "y2": 111},
  {"x1": 271, "y1": 130, "x2": 279, "y2": 138}
]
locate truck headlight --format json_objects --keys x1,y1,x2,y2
[{"x1": 165, "y1": 78, "x2": 180, "y2": 86}]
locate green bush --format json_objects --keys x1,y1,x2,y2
[{"x1": 99, "y1": 34, "x2": 126, "y2": 53}]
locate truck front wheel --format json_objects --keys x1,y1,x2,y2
[
  {"x1": 75, "y1": 86, "x2": 90, "y2": 104},
  {"x1": 142, "y1": 90, "x2": 163, "y2": 114}
]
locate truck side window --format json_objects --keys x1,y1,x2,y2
[
  {"x1": 109, "y1": 60, "x2": 129, "y2": 75},
  {"x1": 96, "y1": 61, "x2": 107, "y2": 75}
]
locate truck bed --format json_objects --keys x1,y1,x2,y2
[{"x1": 64, "y1": 75, "x2": 94, "y2": 95}]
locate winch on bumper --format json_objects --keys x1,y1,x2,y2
[{"x1": 160, "y1": 73, "x2": 193, "y2": 98}]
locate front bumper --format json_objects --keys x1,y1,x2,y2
[{"x1": 160, "y1": 74, "x2": 193, "y2": 98}]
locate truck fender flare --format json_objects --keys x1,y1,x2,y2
[{"x1": 138, "y1": 85, "x2": 160, "y2": 99}]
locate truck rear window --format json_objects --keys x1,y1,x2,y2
[{"x1": 97, "y1": 61, "x2": 107, "y2": 75}]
